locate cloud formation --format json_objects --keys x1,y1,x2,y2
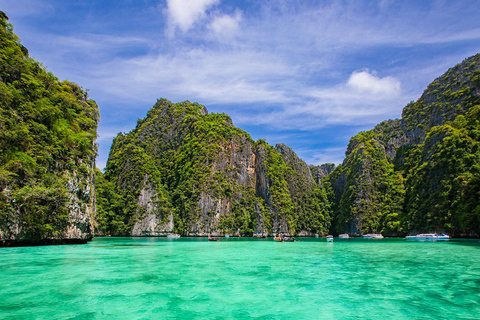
[
  {"x1": 166, "y1": 0, "x2": 219, "y2": 34},
  {"x1": 208, "y1": 11, "x2": 242, "y2": 37},
  {"x1": 347, "y1": 70, "x2": 401, "y2": 96},
  {"x1": 5, "y1": 0, "x2": 479, "y2": 168}
]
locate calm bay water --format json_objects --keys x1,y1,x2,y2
[{"x1": 1, "y1": 237, "x2": 479, "y2": 319}]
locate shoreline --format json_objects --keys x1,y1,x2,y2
[{"x1": 0, "y1": 238, "x2": 91, "y2": 248}]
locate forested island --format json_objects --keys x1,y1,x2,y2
[
  {"x1": 0, "y1": 12, "x2": 98, "y2": 246},
  {"x1": 1, "y1": 11, "x2": 479, "y2": 246}
]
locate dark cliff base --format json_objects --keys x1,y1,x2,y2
[{"x1": 0, "y1": 238, "x2": 92, "y2": 247}]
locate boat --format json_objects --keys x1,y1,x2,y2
[
  {"x1": 405, "y1": 233, "x2": 450, "y2": 241},
  {"x1": 339, "y1": 234, "x2": 349, "y2": 239},
  {"x1": 363, "y1": 234, "x2": 384, "y2": 239},
  {"x1": 273, "y1": 235, "x2": 296, "y2": 242},
  {"x1": 208, "y1": 234, "x2": 219, "y2": 241},
  {"x1": 326, "y1": 235, "x2": 334, "y2": 242},
  {"x1": 167, "y1": 234, "x2": 181, "y2": 239},
  {"x1": 224, "y1": 234, "x2": 230, "y2": 238}
]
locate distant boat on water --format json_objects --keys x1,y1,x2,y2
[
  {"x1": 326, "y1": 235, "x2": 334, "y2": 242},
  {"x1": 208, "y1": 234, "x2": 219, "y2": 241},
  {"x1": 363, "y1": 234, "x2": 384, "y2": 239},
  {"x1": 167, "y1": 234, "x2": 181, "y2": 239},
  {"x1": 224, "y1": 234, "x2": 230, "y2": 238},
  {"x1": 274, "y1": 235, "x2": 296, "y2": 242},
  {"x1": 405, "y1": 233, "x2": 450, "y2": 241},
  {"x1": 339, "y1": 234, "x2": 349, "y2": 239}
]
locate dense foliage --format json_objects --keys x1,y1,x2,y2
[
  {"x1": 402, "y1": 106, "x2": 480, "y2": 235},
  {"x1": 97, "y1": 99, "x2": 332, "y2": 236},
  {"x1": 329, "y1": 130, "x2": 404, "y2": 235},
  {"x1": 329, "y1": 54, "x2": 480, "y2": 237},
  {"x1": 100, "y1": 55, "x2": 480, "y2": 238},
  {"x1": 0, "y1": 12, "x2": 99, "y2": 242}
]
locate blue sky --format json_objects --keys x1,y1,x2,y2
[{"x1": 1, "y1": 0, "x2": 480, "y2": 169}]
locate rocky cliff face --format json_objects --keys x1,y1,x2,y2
[
  {"x1": 401, "y1": 55, "x2": 480, "y2": 145},
  {"x1": 329, "y1": 53, "x2": 480, "y2": 236},
  {"x1": 0, "y1": 12, "x2": 99, "y2": 246},
  {"x1": 310, "y1": 164, "x2": 335, "y2": 185},
  {"x1": 97, "y1": 99, "x2": 332, "y2": 236}
]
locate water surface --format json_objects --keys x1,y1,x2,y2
[{"x1": 1, "y1": 237, "x2": 479, "y2": 319}]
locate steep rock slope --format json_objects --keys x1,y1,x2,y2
[
  {"x1": 328, "y1": 129, "x2": 405, "y2": 236},
  {"x1": 0, "y1": 12, "x2": 99, "y2": 246},
  {"x1": 97, "y1": 99, "x2": 331, "y2": 236},
  {"x1": 329, "y1": 54, "x2": 480, "y2": 236}
]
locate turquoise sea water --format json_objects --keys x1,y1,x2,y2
[{"x1": 1, "y1": 237, "x2": 479, "y2": 319}]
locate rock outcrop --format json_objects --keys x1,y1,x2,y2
[
  {"x1": 329, "y1": 53, "x2": 480, "y2": 237},
  {"x1": 97, "y1": 99, "x2": 332, "y2": 237},
  {"x1": 0, "y1": 12, "x2": 99, "y2": 246},
  {"x1": 310, "y1": 164, "x2": 335, "y2": 185}
]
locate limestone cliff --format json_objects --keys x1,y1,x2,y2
[
  {"x1": 310, "y1": 164, "x2": 335, "y2": 185},
  {"x1": 0, "y1": 12, "x2": 99, "y2": 246},
  {"x1": 328, "y1": 53, "x2": 480, "y2": 237},
  {"x1": 97, "y1": 99, "x2": 332, "y2": 236}
]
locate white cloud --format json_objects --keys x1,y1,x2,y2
[
  {"x1": 233, "y1": 69, "x2": 406, "y2": 131},
  {"x1": 7, "y1": 0, "x2": 478, "y2": 169},
  {"x1": 166, "y1": 0, "x2": 219, "y2": 35},
  {"x1": 208, "y1": 11, "x2": 242, "y2": 36},
  {"x1": 347, "y1": 70, "x2": 401, "y2": 96},
  {"x1": 85, "y1": 48, "x2": 295, "y2": 105}
]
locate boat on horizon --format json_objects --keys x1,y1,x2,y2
[
  {"x1": 167, "y1": 234, "x2": 181, "y2": 239},
  {"x1": 405, "y1": 233, "x2": 450, "y2": 241},
  {"x1": 274, "y1": 235, "x2": 296, "y2": 242},
  {"x1": 363, "y1": 234, "x2": 384, "y2": 239},
  {"x1": 339, "y1": 234, "x2": 350, "y2": 239},
  {"x1": 208, "y1": 234, "x2": 219, "y2": 241},
  {"x1": 326, "y1": 235, "x2": 334, "y2": 242}
]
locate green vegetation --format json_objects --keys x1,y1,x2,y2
[
  {"x1": 99, "y1": 54, "x2": 479, "y2": 238},
  {"x1": 97, "y1": 99, "x2": 332, "y2": 236},
  {"x1": 2, "y1": 9, "x2": 478, "y2": 239},
  {"x1": 402, "y1": 106, "x2": 480, "y2": 235},
  {"x1": 329, "y1": 54, "x2": 480, "y2": 237},
  {"x1": 0, "y1": 11, "x2": 99, "y2": 242},
  {"x1": 329, "y1": 130, "x2": 404, "y2": 235}
]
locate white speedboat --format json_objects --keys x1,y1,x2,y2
[
  {"x1": 405, "y1": 233, "x2": 450, "y2": 241},
  {"x1": 339, "y1": 234, "x2": 350, "y2": 239},
  {"x1": 326, "y1": 235, "x2": 334, "y2": 242},
  {"x1": 363, "y1": 234, "x2": 384, "y2": 239}
]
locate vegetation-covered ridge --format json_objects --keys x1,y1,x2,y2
[
  {"x1": 0, "y1": 11, "x2": 99, "y2": 246},
  {"x1": 96, "y1": 99, "x2": 332, "y2": 237},
  {"x1": 2, "y1": 10, "x2": 478, "y2": 241},
  {"x1": 329, "y1": 53, "x2": 480, "y2": 237}
]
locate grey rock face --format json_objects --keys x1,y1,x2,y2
[
  {"x1": 310, "y1": 164, "x2": 335, "y2": 185},
  {"x1": 102, "y1": 99, "x2": 326, "y2": 237},
  {"x1": 1, "y1": 161, "x2": 96, "y2": 246},
  {"x1": 62, "y1": 169, "x2": 95, "y2": 240},
  {"x1": 131, "y1": 177, "x2": 174, "y2": 236}
]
